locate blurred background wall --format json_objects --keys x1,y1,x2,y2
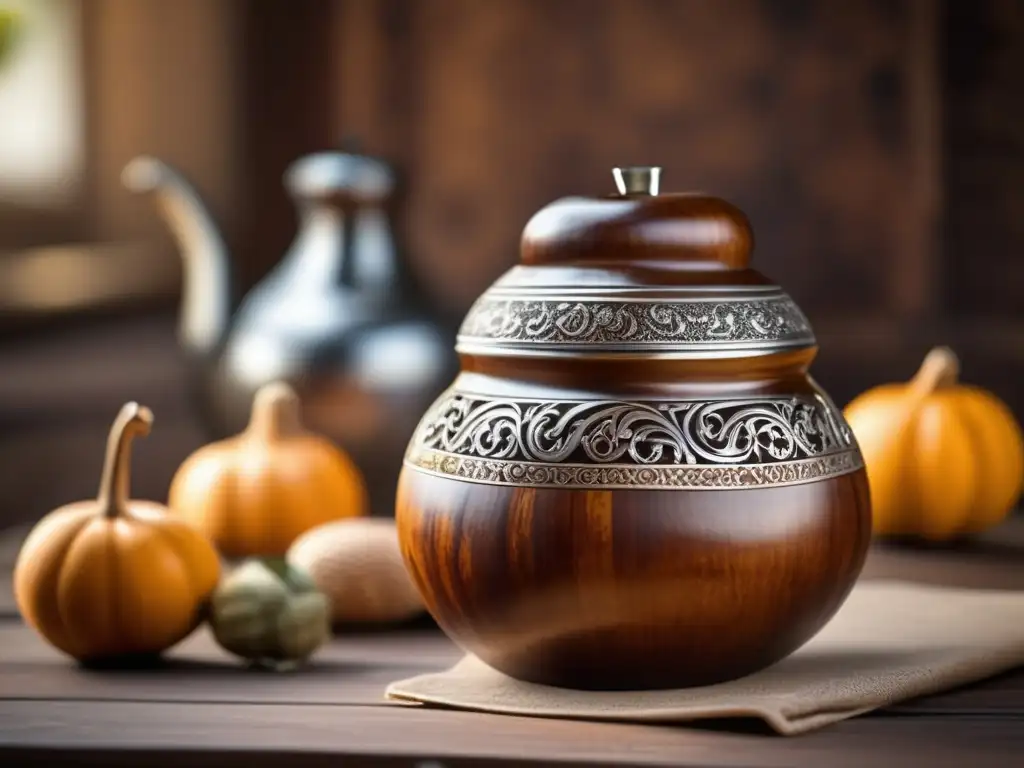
[{"x1": 1, "y1": 0, "x2": 1022, "y2": 526}]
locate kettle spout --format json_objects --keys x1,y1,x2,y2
[{"x1": 122, "y1": 156, "x2": 233, "y2": 360}]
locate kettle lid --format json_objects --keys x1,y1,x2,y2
[{"x1": 285, "y1": 151, "x2": 393, "y2": 203}]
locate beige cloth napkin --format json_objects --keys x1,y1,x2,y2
[{"x1": 386, "y1": 580, "x2": 1024, "y2": 735}]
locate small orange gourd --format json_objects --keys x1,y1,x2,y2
[
  {"x1": 13, "y1": 402, "x2": 221, "y2": 664},
  {"x1": 844, "y1": 346, "x2": 1024, "y2": 541},
  {"x1": 168, "y1": 381, "x2": 368, "y2": 558}
]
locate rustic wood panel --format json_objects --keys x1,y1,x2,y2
[
  {"x1": 943, "y1": 0, "x2": 1024, "y2": 316},
  {"x1": 235, "y1": 0, "x2": 337, "y2": 290},
  {"x1": 87, "y1": 0, "x2": 241, "y2": 252},
  {"x1": 331, "y1": 0, "x2": 934, "y2": 320}
]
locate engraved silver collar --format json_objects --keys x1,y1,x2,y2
[{"x1": 456, "y1": 269, "x2": 815, "y2": 359}]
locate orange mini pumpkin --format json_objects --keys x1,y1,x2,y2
[
  {"x1": 168, "y1": 381, "x2": 368, "y2": 558},
  {"x1": 14, "y1": 402, "x2": 221, "y2": 663},
  {"x1": 845, "y1": 346, "x2": 1024, "y2": 541}
]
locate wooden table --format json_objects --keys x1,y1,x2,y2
[{"x1": 2, "y1": 522, "x2": 1024, "y2": 767}]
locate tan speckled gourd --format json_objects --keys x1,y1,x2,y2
[{"x1": 287, "y1": 518, "x2": 424, "y2": 625}]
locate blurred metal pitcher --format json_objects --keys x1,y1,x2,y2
[{"x1": 122, "y1": 149, "x2": 458, "y2": 516}]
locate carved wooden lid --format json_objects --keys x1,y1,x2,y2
[
  {"x1": 522, "y1": 166, "x2": 755, "y2": 273},
  {"x1": 457, "y1": 167, "x2": 815, "y2": 359}
]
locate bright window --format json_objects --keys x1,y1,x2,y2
[{"x1": 0, "y1": 0, "x2": 83, "y2": 209}]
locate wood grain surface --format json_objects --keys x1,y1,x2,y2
[
  {"x1": 3, "y1": 700, "x2": 1024, "y2": 768},
  {"x1": 3, "y1": 521, "x2": 1024, "y2": 766},
  {"x1": 397, "y1": 470, "x2": 871, "y2": 690}
]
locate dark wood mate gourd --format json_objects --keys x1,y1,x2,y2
[{"x1": 396, "y1": 168, "x2": 871, "y2": 690}]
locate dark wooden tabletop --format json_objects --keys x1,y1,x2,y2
[{"x1": 2, "y1": 521, "x2": 1024, "y2": 768}]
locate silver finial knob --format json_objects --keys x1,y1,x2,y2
[{"x1": 613, "y1": 166, "x2": 661, "y2": 196}]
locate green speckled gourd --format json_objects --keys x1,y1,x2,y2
[{"x1": 208, "y1": 558, "x2": 329, "y2": 669}]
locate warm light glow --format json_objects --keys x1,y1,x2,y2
[
  {"x1": 0, "y1": 0, "x2": 83, "y2": 208},
  {"x1": 0, "y1": 245, "x2": 102, "y2": 309}
]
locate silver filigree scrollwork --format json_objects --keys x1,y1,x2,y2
[
  {"x1": 405, "y1": 391, "x2": 863, "y2": 490},
  {"x1": 407, "y1": 451, "x2": 862, "y2": 491},
  {"x1": 456, "y1": 293, "x2": 815, "y2": 353}
]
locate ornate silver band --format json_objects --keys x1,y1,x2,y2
[
  {"x1": 405, "y1": 449, "x2": 862, "y2": 490},
  {"x1": 456, "y1": 291, "x2": 815, "y2": 356},
  {"x1": 403, "y1": 391, "x2": 863, "y2": 490}
]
